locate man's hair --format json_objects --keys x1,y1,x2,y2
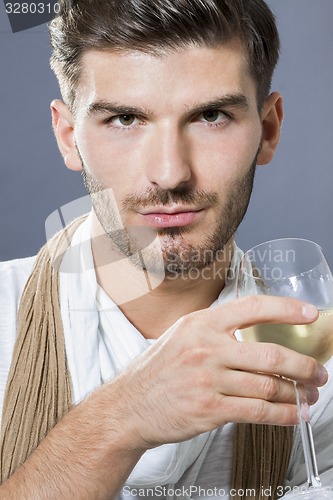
[{"x1": 49, "y1": 0, "x2": 280, "y2": 111}]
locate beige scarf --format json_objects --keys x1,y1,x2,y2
[{"x1": 0, "y1": 218, "x2": 293, "y2": 497}]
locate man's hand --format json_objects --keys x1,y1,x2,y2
[
  {"x1": 1, "y1": 296, "x2": 327, "y2": 499},
  {"x1": 116, "y1": 295, "x2": 327, "y2": 449}
]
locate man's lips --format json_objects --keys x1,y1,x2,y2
[{"x1": 138, "y1": 206, "x2": 205, "y2": 228}]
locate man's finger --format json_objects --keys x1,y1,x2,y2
[{"x1": 212, "y1": 295, "x2": 318, "y2": 331}]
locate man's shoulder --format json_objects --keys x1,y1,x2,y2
[
  {"x1": 0, "y1": 254, "x2": 36, "y2": 270},
  {"x1": 0, "y1": 255, "x2": 36, "y2": 288},
  {"x1": 0, "y1": 255, "x2": 37, "y2": 314},
  {"x1": 0, "y1": 255, "x2": 37, "y2": 412}
]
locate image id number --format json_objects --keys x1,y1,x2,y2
[{"x1": 5, "y1": 2, "x2": 60, "y2": 15}]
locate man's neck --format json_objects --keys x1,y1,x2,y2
[{"x1": 91, "y1": 217, "x2": 234, "y2": 339}]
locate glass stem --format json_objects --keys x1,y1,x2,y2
[{"x1": 293, "y1": 381, "x2": 321, "y2": 488}]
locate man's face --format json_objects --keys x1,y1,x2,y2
[{"x1": 70, "y1": 42, "x2": 264, "y2": 275}]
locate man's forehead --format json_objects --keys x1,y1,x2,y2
[
  {"x1": 81, "y1": 39, "x2": 248, "y2": 73},
  {"x1": 76, "y1": 41, "x2": 256, "y2": 111}
]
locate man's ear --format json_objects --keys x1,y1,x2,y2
[
  {"x1": 50, "y1": 99, "x2": 82, "y2": 171},
  {"x1": 257, "y1": 92, "x2": 283, "y2": 165}
]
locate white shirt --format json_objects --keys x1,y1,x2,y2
[{"x1": 1, "y1": 251, "x2": 333, "y2": 499}]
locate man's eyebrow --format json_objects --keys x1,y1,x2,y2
[
  {"x1": 87, "y1": 101, "x2": 151, "y2": 117},
  {"x1": 186, "y1": 94, "x2": 250, "y2": 115},
  {"x1": 86, "y1": 93, "x2": 250, "y2": 118}
]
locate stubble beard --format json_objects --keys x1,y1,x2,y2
[{"x1": 81, "y1": 155, "x2": 258, "y2": 278}]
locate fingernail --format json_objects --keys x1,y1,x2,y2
[
  {"x1": 302, "y1": 303, "x2": 318, "y2": 319},
  {"x1": 307, "y1": 387, "x2": 319, "y2": 405},
  {"x1": 318, "y1": 366, "x2": 328, "y2": 385}
]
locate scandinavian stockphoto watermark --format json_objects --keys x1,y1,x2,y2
[
  {"x1": 44, "y1": 191, "x2": 238, "y2": 306},
  {"x1": 246, "y1": 244, "x2": 297, "y2": 281},
  {"x1": 44, "y1": 190, "x2": 236, "y2": 281},
  {"x1": 44, "y1": 193, "x2": 166, "y2": 306}
]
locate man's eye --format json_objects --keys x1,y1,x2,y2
[
  {"x1": 202, "y1": 110, "x2": 221, "y2": 123},
  {"x1": 196, "y1": 109, "x2": 231, "y2": 127},
  {"x1": 105, "y1": 114, "x2": 138, "y2": 128},
  {"x1": 117, "y1": 114, "x2": 136, "y2": 126}
]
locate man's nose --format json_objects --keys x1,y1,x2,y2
[{"x1": 144, "y1": 124, "x2": 192, "y2": 190}]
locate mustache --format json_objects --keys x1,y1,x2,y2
[
  {"x1": 121, "y1": 186, "x2": 218, "y2": 210},
  {"x1": 81, "y1": 169, "x2": 217, "y2": 209}
]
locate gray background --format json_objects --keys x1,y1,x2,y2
[{"x1": 0, "y1": 0, "x2": 332, "y2": 266}]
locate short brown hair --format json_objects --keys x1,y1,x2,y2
[{"x1": 49, "y1": 0, "x2": 280, "y2": 111}]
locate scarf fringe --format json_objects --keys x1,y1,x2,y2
[
  {"x1": 231, "y1": 423, "x2": 294, "y2": 499},
  {"x1": 0, "y1": 216, "x2": 86, "y2": 482}
]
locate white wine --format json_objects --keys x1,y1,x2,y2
[{"x1": 238, "y1": 309, "x2": 333, "y2": 364}]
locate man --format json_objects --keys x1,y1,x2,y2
[{"x1": 0, "y1": 0, "x2": 332, "y2": 498}]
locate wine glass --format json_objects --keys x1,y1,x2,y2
[{"x1": 237, "y1": 238, "x2": 333, "y2": 497}]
